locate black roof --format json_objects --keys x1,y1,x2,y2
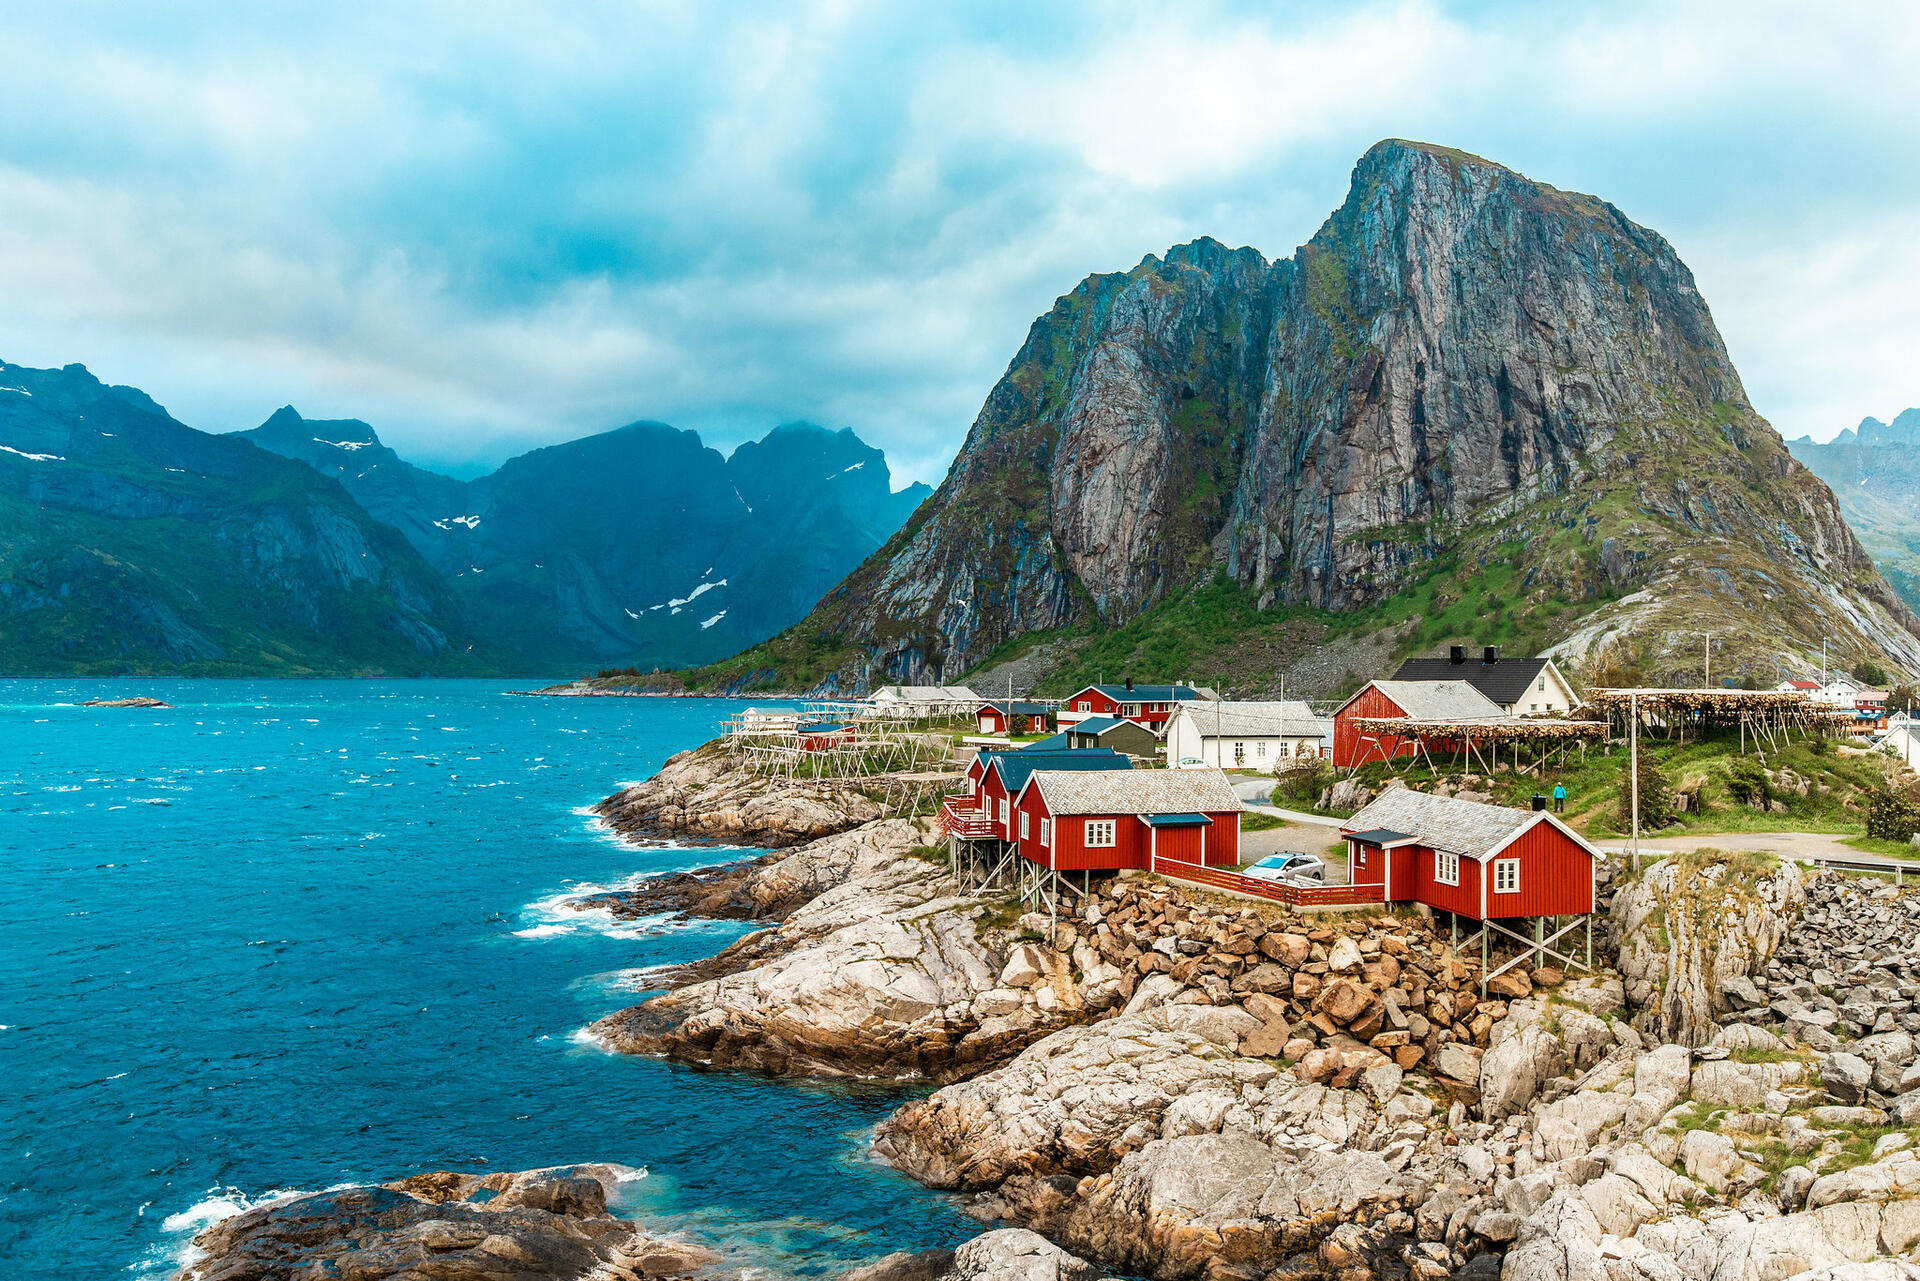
[
  {"x1": 1346, "y1": 827, "x2": 1414, "y2": 845},
  {"x1": 1391, "y1": 656, "x2": 1553, "y2": 706},
  {"x1": 983, "y1": 701, "x2": 1052, "y2": 716}
]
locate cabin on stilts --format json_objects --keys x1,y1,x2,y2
[
  {"x1": 939, "y1": 746, "x2": 1133, "y2": 900},
  {"x1": 1341, "y1": 788, "x2": 1600, "y2": 995}
]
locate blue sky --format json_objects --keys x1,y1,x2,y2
[{"x1": 0, "y1": 1, "x2": 1915, "y2": 483}]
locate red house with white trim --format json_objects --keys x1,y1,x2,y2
[
  {"x1": 1330, "y1": 680, "x2": 1505, "y2": 768},
  {"x1": 1011, "y1": 768, "x2": 1242, "y2": 873},
  {"x1": 1058, "y1": 683, "x2": 1213, "y2": 731},
  {"x1": 1340, "y1": 789, "x2": 1596, "y2": 921}
]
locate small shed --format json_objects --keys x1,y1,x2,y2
[
  {"x1": 796, "y1": 721, "x2": 854, "y2": 752},
  {"x1": 1064, "y1": 715, "x2": 1161, "y2": 758},
  {"x1": 1011, "y1": 768, "x2": 1243, "y2": 873},
  {"x1": 976, "y1": 700, "x2": 1053, "y2": 736},
  {"x1": 1340, "y1": 789, "x2": 1597, "y2": 922}
]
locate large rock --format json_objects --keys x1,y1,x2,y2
[
  {"x1": 1613, "y1": 853, "x2": 1804, "y2": 1047},
  {"x1": 594, "y1": 745, "x2": 885, "y2": 847},
  {"x1": 591, "y1": 823, "x2": 1075, "y2": 1081},
  {"x1": 177, "y1": 1164, "x2": 711, "y2": 1281}
]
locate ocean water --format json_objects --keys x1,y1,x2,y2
[{"x1": 0, "y1": 680, "x2": 976, "y2": 1278}]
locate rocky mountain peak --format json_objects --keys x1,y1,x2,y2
[{"x1": 719, "y1": 140, "x2": 1919, "y2": 691}]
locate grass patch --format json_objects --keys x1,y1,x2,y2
[
  {"x1": 1841, "y1": 835, "x2": 1920, "y2": 860},
  {"x1": 1240, "y1": 811, "x2": 1287, "y2": 833}
]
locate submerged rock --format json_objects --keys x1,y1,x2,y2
[{"x1": 177, "y1": 1164, "x2": 720, "y2": 1281}]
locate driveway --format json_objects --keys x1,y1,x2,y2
[{"x1": 1231, "y1": 778, "x2": 1344, "y2": 828}]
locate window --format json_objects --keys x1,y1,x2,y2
[
  {"x1": 1255, "y1": 740, "x2": 1266, "y2": 758},
  {"x1": 1538, "y1": 677, "x2": 1547, "y2": 692},
  {"x1": 1493, "y1": 859, "x2": 1519, "y2": 893},
  {"x1": 1077, "y1": 700, "x2": 1091, "y2": 712},
  {"x1": 1530, "y1": 703, "x2": 1538, "y2": 712},
  {"x1": 1019, "y1": 811, "x2": 1030, "y2": 839},
  {"x1": 999, "y1": 798, "x2": 1009, "y2": 824},
  {"x1": 1435, "y1": 851, "x2": 1460, "y2": 886},
  {"x1": 1040, "y1": 819, "x2": 1052, "y2": 845},
  {"x1": 1233, "y1": 741, "x2": 1245, "y2": 765},
  {"x1": 1085, "y1": 819, "x2": 1116, "y2": 847},
  {"x1": 1123, "y1": 703, "x2": 1139, "y2": 717},
  {"x1": 1354, "y1": 846, "x2": 1367, "y2": 868}
]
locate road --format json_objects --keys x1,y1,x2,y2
[{"x1": 1227, "y1": 777, "x2": 1918, "y2": 876}]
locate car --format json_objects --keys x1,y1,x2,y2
[{"x1": 1242, "y1": 852, "x2": 1326, "y2": 885}]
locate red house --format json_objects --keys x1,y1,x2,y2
[
  {"x1": 1010, "y1": 768, "x2": 1242, "y2": 873},
  {"x1": 955, "y1": 748, "x2": 1131, "y2": 841},
  {"x1": 1330, "y1": 679, "x2": 1505, "y2": 768},
  {"x1": 1340, "y1": 789, "x2": 1597, "y2": 921},
  {"x1": 1058, "y1": 683, "x2": 1211, "y2": 731},
  {"x1": 976, "y1": 701, "x2": 1053, "y2": 735}
]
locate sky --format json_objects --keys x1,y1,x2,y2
[{"x1": 0, "y1": 1, "x2": 1916, "y2": 484}]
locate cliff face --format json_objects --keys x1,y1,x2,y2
[
  {"x1": 1787, "y1": 412, "x2": 1920, "y2": 612},
  {"x1": 768, "y1": 140, "x2": 1920, "y2": 687}
]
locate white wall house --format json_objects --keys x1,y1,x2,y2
[
  {"x1": 1165, "y1": 701, "x2": 1329, "y2": 771},
  {"x1": 1879, "y1": 724, "x2": 1920, "y2": 769}
]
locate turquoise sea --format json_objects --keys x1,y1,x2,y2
[{"x1": 0, "y1": 680, "x2": 975, "y2": 1278}]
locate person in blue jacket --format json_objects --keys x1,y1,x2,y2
[{"x1": 1552, "y1": 782, "x2": 1567, "y2": 813}]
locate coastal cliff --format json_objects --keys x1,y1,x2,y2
[{"x1": 684, "y1": 140, "x2": 1919, "y2": 694}]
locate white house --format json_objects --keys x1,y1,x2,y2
[
  {"x1": 1165, "y1": 700, "x2": 1329, "y2": 771},
  {"x1": 1389, "y1": 650, "x2": 1580, "y2": 716},
  {"x1": 1879, "y1": 723, "x2": 1920, "y2": 769},
  {"x1": 1814, "y1": 680, "x2": 1861, "y2": 709}
]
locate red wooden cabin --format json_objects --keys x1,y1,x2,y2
[
  {"x1": 1011, "y1": 768, "x2": 1242, "y2": 873},
  {"x1": 796, "y1": 721, "x2": 854, "y2": 751},
  {"x1": 1058, "y1": 683, "x2": 1209, "y2": 731},
  {"x1": 1340, "y1": 789, "x2": 1596, "y2": 921},
  {"x1": 976, "y1": 701, "x2": 1053, "y2": 735},
  {"x1": 949, "y1": 747, "x2": 1130, "y2": 841},
  {"x1": 1330, "y1": 680, "x2": 1505, "y2": 768}
]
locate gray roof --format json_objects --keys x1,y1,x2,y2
[
  {"x1": 873, "y1": 685, "x2": 979, "y2": 702},
  {"x1": 1026, "y1": 768, "x2": 1245, "y2": 817},
  {"x1": 1364, "y1": 680, "x2": 1506, "y2": 721},
  {"x1": 1174, "y1": 700, "x2": 1325, "y2": 738},
  {"x1": 1342, "y1": 788, "x2": 1573, "y2": 862}
]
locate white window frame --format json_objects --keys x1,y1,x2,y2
[
  {"x1": 1493, "y1": 858, "x2": 1519, "y2": 894},
  {"x1": 999, "y1": 798, "x2": 1009, "y2": 825},
  {"x1": 1040, "y1": 818, "x2": 1051, "y2": 846},
  {"x1": 1085, "y1": 819, "x2": 1116, "y2": 848},
  {"x1": 1019, "y1": 810, "x2": 1030, "y2": 839},
  {"x1": 1076, "y1": 700, "x2": 1091, "y2": 712},
  {"x1": 1436, "y1": 851, "x2": 1460, "y2": 886}
]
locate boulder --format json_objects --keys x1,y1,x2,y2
[{"x1": 1824, "y1": 1052, "x2": 1875, "y2": 1105}]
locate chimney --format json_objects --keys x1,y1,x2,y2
[
  {"x1": 1449, "y1": 645, "x2": 1465, "y2": 666},
  {"x1": 1125, "y1": 676, "x2": 1133, "y2": 693},
  {"x1": 1483, "y1": 646, "x2": 1499, "y2": 665},
  {"x1": 1531, "y1": 794, "x2": 1547, "y2": 811}
]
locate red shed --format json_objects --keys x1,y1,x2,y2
[
  {"x1": 976, "y1": 701, "x2": 1053, "y2": 735},
  {"x1": 796, "y1": 721, "x2": 854, "y2": 752},
  {"x1": 1011, "y1": 768, "x2": 1242, "y2": 873},
  {"x1": 1340, "y1": 789, "x2": 1597, "y2": 921},
  {"x1": 1330, "y1": 680, "x2": 1505, "y2": 768}
]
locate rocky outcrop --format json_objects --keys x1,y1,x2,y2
[
  {"x1": 592, "y1": 744, "x2": 885, "y2": 848},
  {"x1": 588, "y1": 819, "x2": 1096, "y2": 1080},
  {"x1": 846, "y1": 1229, "x2": 1110, "y2": 1281},
  {"x1": 714, "y1": 139, "x2": 1920, "y2": 693},
  {"x1": 176, "y1": 1165, "x2": 722, "y2": 1281},
  {"x1": 1613, "y1": 852, "x2": 1805, "y2": 1047}
]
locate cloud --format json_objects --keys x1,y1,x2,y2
[{"x1": 0, "y1": 0, "x2": 1916, "y2": 483}]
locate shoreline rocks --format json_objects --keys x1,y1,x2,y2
[
  {"x1": 177, "y1": 1164, "x2": 723, "y2": 1281},
  {"x1": 594, "y1": 744, "x2": 886, "y2": 848},
  {"x1": 81, "y1": 696, "x2": 172, "y2": 708}
]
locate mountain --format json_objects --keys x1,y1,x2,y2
[
  {"x1": 681, "y1": 139, "x2": 1920, "y2": 695},
  {"x1": 0, "y1": 360, "x2": 481, "y2": 675},
  {"x1": 240, "y1": 410, "x2": 931, "y2": 671},
  {"x1": 1786, "y1": 411, "x2": 1920, "y2": 611}
]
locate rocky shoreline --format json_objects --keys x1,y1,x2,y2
[{"x1": 203, "y1": 743, "x2": 1920, "y2": 1280}]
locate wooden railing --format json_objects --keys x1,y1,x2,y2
[
  {"x1": 937, "y1": 796, "x2": 997, "y2": 840},
  {"x1": 1154, "y1": 858, "x2": 1384, "y2": 907}
]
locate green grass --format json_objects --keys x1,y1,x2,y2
[
  {"x1": 1841, "y1": 835, "x2": 1920, "y2": 860},
  {"x1": 1240, "y1": 811, "x2": 1286, "y2": 832}
]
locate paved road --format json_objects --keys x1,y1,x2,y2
[
  {"x1": 1231, "y1": 778, "x2": 1343, "y2": 828},
  {"x1": 1592, "y1": 829, "x2": 1917, "y2": 872}
]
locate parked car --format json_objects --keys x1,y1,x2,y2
[{"x1": 1242, "y1": 852, "x2": 1326, "y2": 885}]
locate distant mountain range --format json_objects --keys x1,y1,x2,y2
[
  {"x1": 1787, "y1": 411, "x2": 1920, "y2": 612},
  {"x1": 661, "y1": 139, "x2": 1920, "y2": 697},
  {"x1": 0, "y1": 359, "x2": 928, "y2": 676}
]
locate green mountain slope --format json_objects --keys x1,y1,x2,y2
[
  {"x1": 1787, "y1": 412, "x2": 1920, "y2": 611},
  {"x1": 0, "y1": 361, "x2": 485, "y2": 676}
]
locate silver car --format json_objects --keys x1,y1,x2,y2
[{"x1": 1242, "y1": 852, "x2": 1326, "y2": 886}]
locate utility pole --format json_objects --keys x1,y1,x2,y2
[
  {"x1": 1630, "y1": 690, "x2": 1641, "y2": 873},
  {"x1": 1703, "y1": 632, "x2": 1712, "y2": 688}
]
